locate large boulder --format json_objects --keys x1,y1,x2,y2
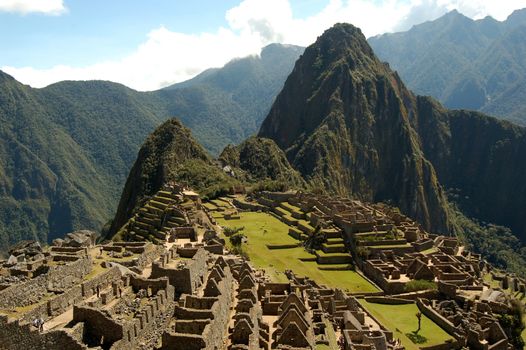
[
  {"x1": 8, "y1": 240, "x2": 43, "y2": 258},
  {"x1": 59, "y1": 230, "x2": 98, "y2": 247}
]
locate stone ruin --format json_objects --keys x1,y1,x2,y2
[{"x1": 0, "y1": 184, "x2": 522, "y2": 350}]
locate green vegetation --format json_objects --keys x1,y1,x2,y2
[
  {"x1": 451, "y1": 206, "x2": 526, "y2": 277},
  {"x1": 404, "y1": 280, "x2": 438, "y2": 292},
  {"x1": 223, "y1": 226, "x2": 244, "y2": 236},
  {"x1": 359, "y1": 300, "x2": 453, "y2": 350},
  {"x1": 497, "y1": 300, "x2": 525, "y2": 349},
  {"x1": 217, "y1": 212, "x2": 378, "y2": 293},
  {"x1": 219, "y1": 136, "x2": 306, "y2": 189}
]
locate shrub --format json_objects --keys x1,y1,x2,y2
[
  {"x1": 229, "y1": 233, "x2": 246, "y2": 246},
  {"x1": 224, "y1": 226, "x2": 244, "y2": 237}
]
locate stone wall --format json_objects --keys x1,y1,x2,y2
[
  {"x1": 416, "y1": 298, "x2": 461, "y2": 341},
  {"x1": 364, "y1": 297, "x2": 413, "y2": 305},
  {"x1": 81, "y1": 266, "x2": 121, "y2": 299},
  {"x1": 201, "y1": 264, "x2": 233, "y2": 350},
  {"x1": 47, "y1": 285, "x2": 83, "y2": 317},
  {"x1": 233, "y1": 198, "x2": 266, "y2": 212},
  {"x1": 73, "y1": 305, "x2": 124, "y2": 346},
  {"x1": 161, "y1": 258, "x2": 233, "y2": 350},
  {"x1": 151, "y1": 248, "x2": 208, "y2": 295},
  {"x1": 0, "y1": 315, "x2": 86, "y2": 350},
  {"x1": 0, "y1": 257, "x2": 91, "y2": 309}
]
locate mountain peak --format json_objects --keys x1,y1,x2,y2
[
  {"x1": 313, "y1": 23, "x2": 374, "y2": 59},
  {"x1": 258, "y1": 22, "x2": 450, "y2": 234},
  {"x1": 0, "y1": 70, "x2": 15, "y2": 84}
]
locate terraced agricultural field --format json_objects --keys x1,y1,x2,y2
[
  {"x1": 217, "y1": 211, "x2": 379, "y2": 293},
  {"x1": 359, "y1": 300, "x2": 454, "y2": 350}
]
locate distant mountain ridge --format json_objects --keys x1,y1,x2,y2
[
  {"x1": 368, "y1": 8, "x2": 526, "y2": 125},
  {"x1": 0, "y1": 43, "x2": 303, "y2": 254},
  {"x1": 160, "y1": 43, "x2": 304, "y2": 154}
]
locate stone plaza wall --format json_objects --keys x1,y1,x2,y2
[{"x1": 81, "y1": 266, "x2": 121, "y2": 298}]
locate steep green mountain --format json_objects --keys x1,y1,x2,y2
[
  {"x1": 259, "y1": 23, "x2": 450, "y2": 234},
  {"x1": 368, "y1": 9, "x2": 526, "y2": 125},
  {"x1": 0, "y1": 72, "x2": 134, "y2": 252},
  {"x1": 109, "y1": 119, "x2": 241, "y2": 234},
  {"x1": 415, "y1": 98, "x2": 526, "y2": 242},
  {"x1": 0, "y1": 44, "x2": 302, "y2": 254},
  {"x1": 158, "y1": 43, "x2": 304, "y2": 154},
  {"x1": 258, "y1": 23, "x2": 526, "y2": 247}
]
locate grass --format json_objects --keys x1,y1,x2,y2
[
  {"x1": 359, "y1": 300, "x2": 453, "y2": 350},
  {"x1": 483, "y1": 273, "x2": 502, "y2": 289},
  {"x1": 217, "y1": 212, "x2": 379, "y2": 293},
  {"x1": 202, "y1": 202, "x2": 217, "y2": 210},
  {"x1": 419, "y1": 247, "x2": 439, "y2": 255},
  {"x1": 211, "y1": 199, "x2": 230, "y2": 208}
]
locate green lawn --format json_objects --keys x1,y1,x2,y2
[
  {"x1": 359, "y1": 300, "x2": 454, "y2": 350},
  {"x1": 218, "y1": 212, "x2": 379, "y2": 293}
]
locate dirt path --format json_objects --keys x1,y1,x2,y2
[{"x1": 43, "y1": 308, "x2": 73, "y2": 331}]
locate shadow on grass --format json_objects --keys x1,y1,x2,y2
[{"x1": 406, "y1": 331, "x2": 428, "y2": 344}]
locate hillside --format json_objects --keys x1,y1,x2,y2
[
  {"x1": 368, "y1": 9, "x2": 526, "y2": 125},
  {"x1": 219, "y1": 136, "x2": 306, "y2": 188},
  {"x1": 0, "y1": 72, "x2": 168, "y2": 251},
  {"x1": 0, "y1": 44, "x2": 302, "y2": 254},
  {"x1": 258, "y1": 23, "x2": 526, "y2": 253}
]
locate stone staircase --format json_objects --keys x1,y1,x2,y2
[
  {"x1": 270, "y1": 201, "x2": 354, "y2": 269},
  {"x1": 125, "y1": 190, "x2": 188, "y2": 243}
]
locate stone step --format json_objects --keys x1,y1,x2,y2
[
  {"x1": 149, "y1": 200, "x2": 168, "y2": 210},
  {"x1": 139, "y1": 216, "x2": 161, "y2": 227},
  {"x1": 322, "y1": 243, "x2": 346, "y2": 254},
  {"x1": 154, "y1": 195, "x2": 174, "y2": 205}
]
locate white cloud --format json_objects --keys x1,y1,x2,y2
[
  {"x1": 0, "y1": 0, "x2": 66, "y2": 15},
  {"x1": 2, "y1": 0, "x2": 525, "y2": 90}
]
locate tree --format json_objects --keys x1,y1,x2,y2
[{"x1": 416, "y1": 312, "x2": 422, "y2": 333}]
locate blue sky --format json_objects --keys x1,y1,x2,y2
[
  {"x1": 0, "y1": 0, "x2": 328, "y2": 68},
  {"x1": 1, "y1": 0, "x2": 525, "y2": 90}
]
